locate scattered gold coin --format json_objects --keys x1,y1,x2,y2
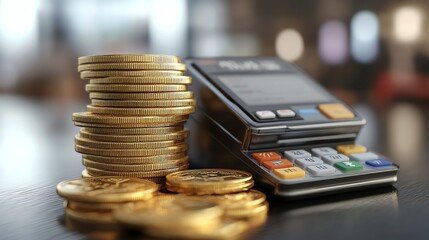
[
  {"x1": 166, "y1": 169, "x2": 254, "y2": 194},
  {"x1": 65, "y1": 207, "x2": 116, "y2": 225},
  {"x1": 165, "y1": 180, "x2": 254, "y2": 195},
  {"x1": 56, "y1": 177, "x2": 157, "y2": 203},
  {"x1": 114, "y1": 195, "x2": 223, "y2": 231}
]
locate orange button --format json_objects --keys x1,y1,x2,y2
[
  {"x1": 337, "y1": 144, "x2": 367, "y2": 155},
  {"x1": 262, "y1": 159, "x2": 293, "y2": 170},
  {"x1": 318, "y1": 103, "x2": 354, "y2": 119},
  {"x1": 274, "y1": 167, "x2": 306, "y2": 179},
  {"x1": 251, "y1": 152, "x2": 282, "y2": 163}
]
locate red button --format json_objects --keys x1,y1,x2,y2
[
  {"x1": 251, "y1": 152, "x2": 282, "y2": 162},
  {"x1": 262, "y1": 159, "x2": 293, "y2": 170}
]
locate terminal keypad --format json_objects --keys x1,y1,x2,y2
[{"x1": 250, "y1": 144, "x2": 394, "y2": 181}]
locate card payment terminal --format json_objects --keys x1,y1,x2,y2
[{"x1": 186, "y1": 57, "x2": 398, "y2": 199}]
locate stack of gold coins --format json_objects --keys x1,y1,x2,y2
[
  {"x1": 165, "y1": 168, "x2": 255, "y2": 194},
  {"x1": 114, "y1": 194, "x2": 249, "y2": 239},
  {"x1": 165, "y1": 169, "x2": 269, "y2": 225},
  {"x1": 56, "y1": 177, "x2": 158, "y2": 228},
  {"x1": 112, "y1": 169, "x2": 268, "y2": 239},
  {"x1": 73, "y1": 54, "x2": 195, "y2": 187}
]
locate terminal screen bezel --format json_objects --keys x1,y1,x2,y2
[{"x1": 201, "y1": 72, "x2": 337, "y2": 122}]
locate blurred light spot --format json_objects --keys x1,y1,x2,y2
[
  {"x1": 275, "y1": 29, "x2": 304, "y2": 62},
  {"x1": 149, "y1": 0, "x2": 187, "y2": 56},
  {"x1": 64, "y1": 0, "x2": 151, "y2": 54},
  {"x1": 0, "y1": 0, "x2": 39, "y2": 55},
  {"x1": 351, "y1": 11, "x2": 379, "y2": 63},
  {"x1": 318, "y1": 20, "x2": 348, "y2": 65},
  {"x1": 393, "y1": 7, "x2": 423, "y2": 43},
  {"x1": 193, "y1": 33, "x2": 228, "y2": 56}
]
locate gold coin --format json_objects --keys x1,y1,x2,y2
[
  {"x1": 79, "y1": 130, "x2": 189, "y2": 142},
  {"x1": 75, "y1": 144, "x2": 188, "y2": 157},
  {"x1": 78, "y1": 62, "x2": 186, "y2": 72},
  {"x1": 81, "y1": 170, "x2": 167, "y2": 187},
  {"x1": 65, "y1": 207, "x2": 115, "y2": 225},
  {"x1": 86, "y1": 164, "x2": 189, "y2": 178},
  {"x1": 64, "y1": 213, "x2": 120, "y2": 232},
  {"x1": 75, "y1": 134, "x2": 184, "y2": 149},
  {"x1": 113, "y1": 195, "x2": 223, "y2": 230},
  {"x1": 89, "y1": 76, "x2": 191, "y2": 84},
  {"x1": 56, "y1": 177, "x2": 157, "y2": 203},
  {"x1": 141, "y1": 218, "x2": 248, "y2": 239},
  {"x1": 81, "y1": 125, "x2": 184, "y2": 135},
  {"x1": 89, "y1": 91, "x2": 194, "y2": 100},
  {"x1": 166, "y1": 169, "x2": 253, "y2": 186},
  {"x1": 244, "y1": 212, "x2": 268, "y2": 227},
  {"x1": 192, "y1": 190, "x2": 266, "y2": 210},
  {"x1": 82, "y1": 153, "x2": 187, "y2": 164},
  {"x1": 224, "y1": 189, "x2": 265, "y2": 209},
  {"x1": 74, "y1": 120, "x2": 186, "y2": 128},
  {"x1": 81, "y1": 70, "x2": 183, "y2": 79},
  {"x1": 82, "y1": 157, "x2": 188, "y2": 172},
  {"x1": 85, "y1": 84, "x2": 187, "y2": 93},
  {"x1": 226, "y1": 201, "x2": 269, "y2": 219},
  {"x1": 66, "y1": 200, "x2": 133, "y2": 212},
  {"x1": 72, "y1": 112, "x2": 188, "y2": 124},
  {"x1": 91, "y1": 99, "x2": 196, "y2": 108},
  {"x1": 78, "y1": 54, "x2": 181, "y2": 65},
  {"x1": 87, "y1": 105, "x2": 195, "y2": 116},
  {"x1": 166, "y1": 180, "x2": 254, "y2": 195},
  {"x1": 166, "y1": 179, "x2": 254, "y2": 190},
  {"x1": 114, "y1": 195, "x2": 249, "y2": 239}
]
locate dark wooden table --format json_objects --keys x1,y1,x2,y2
[{"x1": 1, "y1": 97, "x2": 428, "y2": 240}]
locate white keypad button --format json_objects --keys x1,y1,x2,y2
[
  {"x1": 311, "y1": 147, "x2": 337, "y2": 158},
  {"x1": 322, "y1": 154, "x2": 349, "y2": 164},
  {"x1": 276, "y1": 109, "x2": 296, "y2": 118},
  {"x1": 255, "y1": 111, "x2": 276, "y2": 120},
  {"x1": 350, "y1": 152, "x2": 378, "y2": 162},
  {"x1": 295, "y1": 157, "x2": 324, "y2": 168},
  {"x1": 284, "y1": 150, "x2": 311, "y2": 160},
  {"x1": 307, "y1": 164, "x2": 336, "y2": 176}
]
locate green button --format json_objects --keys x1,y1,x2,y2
[{"x1": 335, "y1": 161, "x2": 363, "y2": 172}]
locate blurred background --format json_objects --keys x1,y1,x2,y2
[{"x1": 0, "y1": 0, "x2": 428, "y2": 187}]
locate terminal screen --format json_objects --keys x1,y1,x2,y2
[{"x1": 218, "y1": 74, "x2": 332, "y2": 106}]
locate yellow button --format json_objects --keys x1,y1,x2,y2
[
  {"x1": 337, "y1": 144, "x2": 367, "y2": 155},
  {"x1": 273, "y1": 167, "x2": 306, "y2": 179},
  {"x1": 318, "y1": 103, "x2": 354, "y2": 119}
]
